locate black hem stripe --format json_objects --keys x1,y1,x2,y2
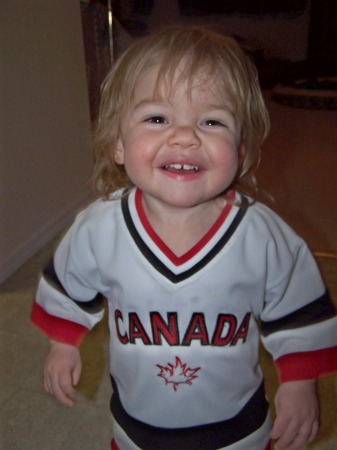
[
  {"x1": 43, "y1": 258, "x2": 104, "y2": 314},
  {"x1": 121, "y1": 194, "x2": 248, "y2": 283},
  {"x1": 110, "y1": 377, "x2": 268, "y2": 450},
  {"x1": 260, "y1": 291, "x2": 336, "y2": 337}
]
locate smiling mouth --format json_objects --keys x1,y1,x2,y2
[{"x1": 164, "y1": 164, "x2": 200, "y2": 173}]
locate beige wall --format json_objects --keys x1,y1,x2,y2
[{"x1": 0, "y1": 0, "x2": 94, "y2": 283}]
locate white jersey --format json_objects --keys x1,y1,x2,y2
[{"x1": 32, "y1": 188, "x2": 337, "y2": 450}]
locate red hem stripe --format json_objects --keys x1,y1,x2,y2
[
  {"x1": 135, "y1": 188, "x2": 234, "y2": 266},
  {"x1": 275, "y1": 346, "x2": 337, "y2": 383},
  {"x1": 30, "y1": 301, "x2": 89, "y2": 347}
]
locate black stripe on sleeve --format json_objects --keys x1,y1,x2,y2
[
  {"x1": 42, "y1": 257, "x2": 105, "y2": 314},
  {"x1": 260, "y1": 291, "x2": 336, "y2": 337}
]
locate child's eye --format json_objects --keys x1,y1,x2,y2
[
  {"x1": 145, "y1": 116, "x2": 168, "y2": 124},
  {"x1": 202, "y1": 119, "x2": 224, "y2": 127}
]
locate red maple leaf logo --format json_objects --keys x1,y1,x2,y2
[{"x1": 156, "y1": 356, "x2": 200, "y2": 392}]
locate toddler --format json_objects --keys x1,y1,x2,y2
[{"x1": 31, "y1": 27, "x2": 337, "y2": 450}]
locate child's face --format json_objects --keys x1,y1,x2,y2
[{"x1": 114, "y1": 66, "x2": 241, "y2": 211}]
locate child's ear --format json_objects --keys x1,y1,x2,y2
[{"x1": 113, "y1": 137, "x2": 125, "y2": 165}]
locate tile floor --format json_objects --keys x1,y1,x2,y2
[{"x1": 1, "y1": 1, "x2": 337, "y2": 449}]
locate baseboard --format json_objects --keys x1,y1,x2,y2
[{"x1": 0, "y1": 192, "x2": 95, "y2": 284}]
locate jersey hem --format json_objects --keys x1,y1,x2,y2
[{"x1": 110, "y1": 376, "x2": 268, "y2": 449}]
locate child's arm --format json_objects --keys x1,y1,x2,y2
[
  {"x1": 43, "y1": 340, "x2": 82, "y2": 407},
  {"x1": 270, "y1": 379, "x2": 319, "y2": 450}
]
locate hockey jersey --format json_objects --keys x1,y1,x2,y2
[{"x1": 31, "y1": 188, "x2": 337, "y2": 450}]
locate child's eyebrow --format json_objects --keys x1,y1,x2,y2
[
  {"x1": 132, "y1": 98, "x2": 168, "y2": 111},
  {"x1": 206, "y1": 104, "x2": 235, "y2": 114},
  {"x1": 132, "y1": 99, "x2": 235, "y2": 115}
]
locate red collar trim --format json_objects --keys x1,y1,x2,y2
[{"x1": 135, "y1": 189, "x2": 234, "y2": 266}]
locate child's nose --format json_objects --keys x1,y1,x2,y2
[{"x1": 167, "y1": 126, "x2": 201, "y2": 149}]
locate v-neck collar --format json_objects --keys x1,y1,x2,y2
[
  {"x1": 121, "y1": 189, "x2": 248, "y2": 283},
  {"x1": 135, "y1": 188, "x2": 235, "y2": 266}
]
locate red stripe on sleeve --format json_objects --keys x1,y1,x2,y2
[
  {"x1": 30, "y1": 301, "x2": 89, "y2": 347},
  {"x1": 275, "y1": 346, "x2": 337, "y2": 383}
]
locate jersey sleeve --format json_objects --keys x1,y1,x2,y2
[
  {"x1": 258, "y1": 208, "x2": 337, "y2": 383},
  {"x1": 31, "y1": 206, "x2": 106, "y2": 347}
]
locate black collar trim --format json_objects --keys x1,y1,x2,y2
[{"x1": 121, "y1": 194, "x2": 248, "y2": 283}]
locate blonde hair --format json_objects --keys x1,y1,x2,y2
[{"x1": 92, "y1": 26, "x2": 270, "y2": 202}]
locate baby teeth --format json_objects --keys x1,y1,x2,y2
[{"x1": 165, "y1": 164, "x2": 199, "y2": 171}]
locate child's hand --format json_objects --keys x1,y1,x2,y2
[
  {"x1": 43, "y1": 340, "x2": 82, "y2": 407},
  {"x1": 270, "y1": 379, "x2": 319, "y2": 450}
]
